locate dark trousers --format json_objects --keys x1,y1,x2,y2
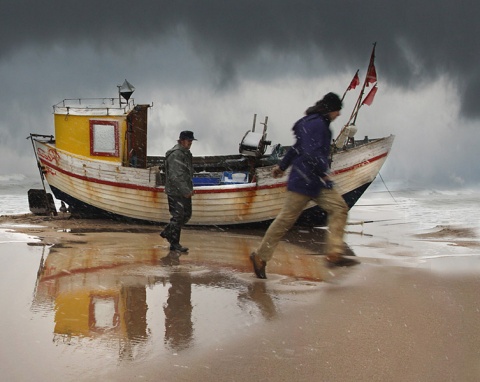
[{"x1": 163, "y1": 194, "x2": 192, "y2": 245}]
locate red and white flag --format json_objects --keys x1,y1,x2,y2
[
  {"x1": 362, "y1": 85, "x2": 378, "y2": 106},
  {"x1": 366, "y1": 64, "x2": 377, "y2": 86}
]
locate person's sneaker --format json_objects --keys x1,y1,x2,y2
[
  {"x1": 325, "y1": 254, "x2": 360, "y2": 268},
  {"x1": 249, "y1": 252, "x2": 267, "y2": 279},
  {"x1": 170, "y1": 243, "x2": 189, "y2": 253}
]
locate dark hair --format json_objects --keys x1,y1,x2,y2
[{"x1": 305, "y1": 92, "x2": 342, "y2": 115}]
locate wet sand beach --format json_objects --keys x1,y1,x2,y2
[{"x1": 0, "y1": 209, "x2": 479, "y2": 381}]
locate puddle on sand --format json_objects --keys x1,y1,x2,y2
[{"x1": 2, "y1": 228, "x2": 334, "y2": 381}]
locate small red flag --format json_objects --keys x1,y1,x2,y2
[
  {"x1": 366, "y1": 64, "x2": 377, "y2": 86},
  {"x1": 362, "y1": 85, "x2": 378, "y2": 106},
  {"x1": 347, "y1": 72, "x2": 360, "y2": 90},
  {"x1": 365, "y1": 43, "x2": 377, "y2": 87}
]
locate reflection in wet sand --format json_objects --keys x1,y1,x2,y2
[
  {"x1": 31, "y1": 228, "x2": 330, "y2": 360},
  {"x1": 164, "y1": 270, "x2": 193, "y2": 351},
  {"x1": 238, "y1": 281, "x2": 278, "y2": 321},
  {"x1": 4, "y1": 190, "x2": 479, "y2": 381}
]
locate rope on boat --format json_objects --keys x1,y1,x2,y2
[{"x1": 378, "y1": 171, "x2": 398, "y2": 203}]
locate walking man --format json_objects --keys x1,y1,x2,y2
[
  {"x1": 250, "y1": 93, "x2": 359, "y2": 279},
  {"x1": 161, "y1": 131, "x2": 196, "y2": 252}
]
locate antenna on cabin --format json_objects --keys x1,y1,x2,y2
[{"x1": 118, "y1": 79, "x2": 135, "y2": 105}]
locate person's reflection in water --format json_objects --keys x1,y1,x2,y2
[
  {"x1": 238, "y1": 281, "x2": 278, "y2": 321},
  {"x1": 160, "y1": 250, "x2": 181, "y2": 266},
  {"x1": 163, "y1": 268, "x2": 193, "y2": 351}
]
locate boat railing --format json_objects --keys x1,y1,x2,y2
[{"x1": 53, "y1": 97, "x2": 135, "y2": 115}]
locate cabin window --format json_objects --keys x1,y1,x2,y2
[
  {"x1": 89, "y1": 295, "x2": 119, "y2": 333},
  {"x1": 90, "y1": 120, "x2": 119, "y2": 157}
]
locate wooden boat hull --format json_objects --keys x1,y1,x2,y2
[{"x1": 33, "y1": 134, "x2": 393, "y2": 226}]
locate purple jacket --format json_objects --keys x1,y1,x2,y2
[{"x1": 279, "y1": 113, "x2": 332, "y2": 198}]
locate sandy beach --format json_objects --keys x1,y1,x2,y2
[{"x1": 0, "y1": 212, "x2": 479, "y2": 381}]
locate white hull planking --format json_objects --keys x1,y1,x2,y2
[{"x1": 35, "y1": 135, "x2": 394, "y2": 225}]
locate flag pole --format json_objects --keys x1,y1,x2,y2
[
  {"x1": 351, "y1": 42, "x2": 376, "y2": 125},
  {"x1": 334, "y1": 43, "x2": 377, "y2": 149}
]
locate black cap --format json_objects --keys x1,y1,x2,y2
[
  {"x1": 322, "y1": 92, "x2": 343, "y2": 112},
  {"x1": 179, "y1": 131, "x2": 197, "y2": 141}
]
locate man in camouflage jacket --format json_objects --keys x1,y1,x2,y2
[{"x1": 161, "y1": 130, "x2": 196, "y2": 252}]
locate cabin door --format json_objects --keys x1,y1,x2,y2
[{"x1": 126, "y1": 105, "x2": 149, "y2": 168}]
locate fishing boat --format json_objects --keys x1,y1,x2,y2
[{"x1": 28, "y1": 45, "x2": 394, "y2": 226}]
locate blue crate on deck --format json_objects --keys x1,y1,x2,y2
[{"x1": 193, "y1": 177, "x2": 221, "y2": 186}]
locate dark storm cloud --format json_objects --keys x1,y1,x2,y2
[{"x1": 2, "y1": 1, "x2": 479, "y2": 117}]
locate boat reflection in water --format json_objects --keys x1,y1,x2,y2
[{"x1": 31, "y1": 228, "x2": 328, "y2": 359}]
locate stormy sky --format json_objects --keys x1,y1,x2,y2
[{"x1": 1, "y1": 0, "x2": 479, "y2": 188}]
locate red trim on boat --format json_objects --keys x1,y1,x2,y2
[
  {"x1": 330, "y1": 152, "x2": 388, "y2": 176},
  {"x1": 39, "y1": 150, "x2": 388, "y2": 194},
  {"x1": 39, "y1": 158, "x2": 287, "y2": 194}
]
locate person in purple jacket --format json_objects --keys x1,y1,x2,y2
[{"x1": 250, "y1": 92, "x2": 359, "y2": 279}]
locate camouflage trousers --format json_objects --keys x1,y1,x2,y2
[{"x1": 162, "y1": 194, "x2": 192, "y2": 245}]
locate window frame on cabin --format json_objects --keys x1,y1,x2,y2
[
  {"x1": 89, "y1": 120, "x2": 119, "y2": 157},
  {"x1": 88, "y1": 294, "x2": 120, "y2": 333}
]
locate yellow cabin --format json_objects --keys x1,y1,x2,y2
[{"x1": 53, "y1": 94, "x2": 150, "y2": 168}]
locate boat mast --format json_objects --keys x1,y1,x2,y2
[
  {"x1": 350, "y1": 42, "x2": 376, "y2": 126},
  {"x1": 334, "y1": 42, "x2": 377, "y2": 148}
]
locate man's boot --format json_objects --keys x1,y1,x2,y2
[{"x1": 169, "y1": 226, "x2": 189, "y2": 253}]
